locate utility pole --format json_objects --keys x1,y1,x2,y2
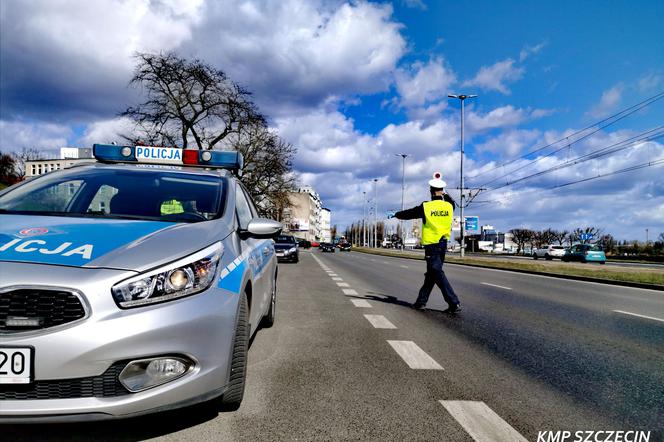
[
  {"x1": 363, "y1": 191, "x2": 367, "y2": 247},
  {"x1": 448, "y1": 94, "x2": 477, "y2": 258},
  {"x1": 373, "y1": 178, "x2": 378, "y2": 248},
  {"x1": 646, "y1": 228, "x2": 649, "y2": 245},
  {"x1": 395, "y1": 153, "x2": 409, "y2": 250}
]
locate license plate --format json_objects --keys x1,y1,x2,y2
[
  {"x1": 0, "y1": 347, "x2": 33, "y2": 384},
  {"x1": 276, "y1": 251, "x2": 284, "y2": 255}
]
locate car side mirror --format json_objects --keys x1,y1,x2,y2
[{"x1": 245, "y1": 218, "x2": 282, "y2": 239}]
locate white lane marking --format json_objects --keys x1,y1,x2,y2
[
  {"x1": 328, "y1": 273, "x2": 338, "y2": 276},
  {"x1": 337, "y1": 282, "x2": 350, "y2": 287},
  {"x1": 382, "y1": 261, "x2": 390, "y2": 265},
  {"x1": 400, "y1": 265, "x2": 409, "y2": 268},
  {"x1": 343, "y1": 289, "x2": 358, "y2": 295},
  {"x1": 364, "y1": 314, "x2": 397, "y2": 329},
  {"x1": 370, "y1": 259, "x2": 376, "y2": 262},
  {"x1": 332, "y1": 277, "x2": 343, "y2": 281},
  {"x1": 481, "y1": 282, "x2": 512, "y2": 290},
  {"x1": 351, "y1": 299, "x2": 372, "y2": 308},
  {"x1": 613, "y1": 310, "x2": 664, "y2": 323},
  {"x1": 439, "y1": 400, "x2": 528, "y2": 442},
  {"x1": 387, "y1": 340, "x2": 443, "y2": 370}
]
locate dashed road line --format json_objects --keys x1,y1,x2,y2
[
  {"x1": 337, "y1": 282, "x2": 350, "y2": 287},
  {"x1": 351, "y1": 299, "x2": 372, "y2": 308},
  {"x1": 481, "y1": 282, "x2": 512, "y2": 290},
  {"x1": 364, "y1": 314, "x2": 397, "y2": 329},
  {"x1": 342, "y1": 288, "x2": 358, "y2": 295},
  {"x1": 387, "y1": 340, "x2": 443, "y2": 370},
  {"x1": 439, "y1": 400, "x2": 528, "y2": 442},
  {"x1": 613, "y1": 310, "x2": 664, "y2": 323},
  {"x1": 332, "y1": 277, "x2": 343, "y2": 281},
  {"x1": 400, "y1": 265, "x2": 409, "y2": 268}
]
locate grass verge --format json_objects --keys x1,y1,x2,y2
[{"x1": 352, "y1": 247, "x2": 664, "y2": 289}]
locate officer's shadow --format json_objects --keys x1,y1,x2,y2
[{"x1": 350, "y1": 291, "x2": 446, "y2": 313}]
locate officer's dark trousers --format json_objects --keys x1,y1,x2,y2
[{"x1": 415, "y1": 239, "x2": 460, "y2": 307}]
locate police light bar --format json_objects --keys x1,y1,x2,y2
[{"x1": 93, "y1": 144, "x2": 244, "y2": 171}]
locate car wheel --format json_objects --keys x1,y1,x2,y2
[
  {"x1": 219, "y1": 292, "x2": 249, "y2": 411},
  {"x1": 293, "y1": 256, "x2": 299, "y2": 263},
  {"x1": 262, "y1": 277, "x2": 277, "y2": 328},
  {"x1": 545, "y1": 254, "x2": 552, "y2": 260},
  {"x1": 533, "y1": 254, "x2": 538, "y2": 260},
  {"x1": 581, "y1": 258, "x2": 587, "y2": 263},
  {"x1": 599, "y1": 261, "x2": 606, "y2": 265}
]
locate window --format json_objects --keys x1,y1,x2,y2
[
  {"x1": 235, "y1": 184, "x2": 254, "y2": 230},
  {"x1": 5, "y1": 180, "x2": 83, "y2": 212}
]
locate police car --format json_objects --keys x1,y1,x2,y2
[{"x1": 0, "y1": 144, "x2": 282, "y2": 421}]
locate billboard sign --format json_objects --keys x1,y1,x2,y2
[
  {"x1": 465, "y1": 216, "x2": 479, "y2": 232},
  {"x1": 289, "y1": 219, "x2": 310, "y2": 232}
]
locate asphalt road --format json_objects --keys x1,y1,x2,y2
[{"x1": 6, "y1": 250, "x2": 663, "y2": 441}]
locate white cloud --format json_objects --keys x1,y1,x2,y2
[
  {"x1": 587, "y1": 83, "x2": 624, "y2": 118},
  {"x1": 637, "y1": 73, "x2": 664, "y2": 93},
  {"x1": 519, "y1": 42, "x2": 546, "y2": 62},
  {"x1": 401, "y1": 0, "x2": 428, "y2": 10},
  {"x1": 462, "y1": 58, "x2": 524, "y2": 95},
  {"x1": 0, "y1": 120, "x2": 72, "y2": 154},
  {"x1": 188, "y1": 0, "x2": 407, "y2": 115},
  {"x1": 394, "y1": 58, "x2": 456, "y2": 108},
  {"x1": 77, "y1": 117, "x2": 136, "y2": 147},
  {"x1": 476, "y1": 129, "x2": 541, "y2": 157}
]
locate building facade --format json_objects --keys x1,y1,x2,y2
[
  {"x1": 320, "y1": 208, "x2": 331, "y2": 242},
  {"x1": 282, "y1": 186, "x2": 322, "y2": 241},
  {"x1": 25, "y1": 147, "x2": 94, "y2": 177}
]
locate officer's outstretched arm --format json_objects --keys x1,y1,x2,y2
[{"x1": 395, "y1": 204, "x2": 424, "y2": 220}]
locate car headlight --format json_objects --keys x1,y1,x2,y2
[
  {"x1": 288, "y1": 247, "x2": 297, "y2": 253},
  {"x1": 112, "y1": 242, "x2": 222, "y2": 308}
]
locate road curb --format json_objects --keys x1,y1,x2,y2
[{"x1": 353, "y1": 248, "x2": 664, "y2": 292}]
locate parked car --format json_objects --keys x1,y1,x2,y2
[
  {"x1": 320, "y1": 242, "x2": 335, "y2": 253},
  {"x1": 562, "y1": 244, "x2": 606, "y2": 264},
  {"x1": 311, "y1": 241, "x2": 320, "y2": 247},
  {"x1": 338, "y1": 241, "x2": 351, "y2": 252},
  {"x1": 0, "y1": 143, "x2": 281, "y2": 421},
  {"x1": 533, "y1": 245, "x2": 566, "y2": 260},
  {"x1": 275, "y1": 235, "x2": 299, "y2": 263}
]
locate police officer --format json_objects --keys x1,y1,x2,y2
[{"x1": 391, "y1": 172, "x2": 461, "y2": 313}]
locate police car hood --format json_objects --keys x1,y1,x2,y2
[{"x1": 0, "y1": 215, "x2": 228, "y2": 272}]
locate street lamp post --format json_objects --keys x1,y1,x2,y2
[
  {"x1": 373, "y1": 178, "x2": 378, "y2": 248},
  {"x1": 363, "y1": 191, "x2": 367, "y2": 247},
  {"x1": 395, "y1": 153, "x2": 409, "y2": 250},
  {"x1": 448, "y1": 94, "x2": 477, "y2": 258}
]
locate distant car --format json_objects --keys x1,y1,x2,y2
[
  {"x1": 338, "y1": 242, "x2": 351, "y2": 252},
  {"x1": 533, "y1": 245, "x2": 566, "y2": 260},
  {"x1": 320, "y1": 243, "x2": 335, "y2": 253},
  {"x1": 275, "y1": 235, "x2": 299, "y2": 263},
  {"x1": 297, "y1": 239, "x2": 311, "y2": 249},
  {"x1": 562, "y1": 244, "x2": 606, "y2": 264},
  {"x1": 311, "y1": 241, "x2": 320, "y2": 247}
]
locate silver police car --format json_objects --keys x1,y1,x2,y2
[{"x1": 0, "y1": 144, "x2": 281, "y2": 422}]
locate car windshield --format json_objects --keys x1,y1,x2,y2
[
  {"x1": 276, "y1": 235, "x2": 295, "y2": 244},
  {"x1": 0, "y1": 166, "x2": 225, "y2": 223}
]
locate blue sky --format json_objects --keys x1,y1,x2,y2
[{"x1": 1, "y1": 0, "x2": 663, "y2": 240}]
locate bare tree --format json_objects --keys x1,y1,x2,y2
[
  {"x1": 121, "y1": 52, "x2": 297, "y2": 218},
  {"x1": 0, "y1": 153, "x2": 19, "y2": 186},
  {"x1": 550, "y1": 229, "x2": 569, "y2": 245},
  {"x1": 11, "y1": 147, "x2": 43, "y2": 180},
  {"x1": 509, "y1": 228, "x2": 534, "y2": 255}
]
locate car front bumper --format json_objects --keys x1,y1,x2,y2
[{"x1": 0, "y1": 262, "x2": 239, "y2": 422}]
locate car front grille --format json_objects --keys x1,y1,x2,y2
[
  {"x1": 0, "y1": 289, "x2": 86, "y2": 333},
  {"x1": 0, "y1": 362, "x2": 130, "y2": 400}
]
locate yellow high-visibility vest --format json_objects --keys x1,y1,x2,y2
[
  {"x1": 161, "y1": 199, "x2": 184, "y2": 215},
  {"x1": 421, "y1": 200, "x2": 454, "y2": 245}
]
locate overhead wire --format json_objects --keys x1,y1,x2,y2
[{"x1": 466, "y1": 90, "x2": 664, "y2": 187}]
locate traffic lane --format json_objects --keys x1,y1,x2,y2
[
  {"x1": 319, "y1": 251, "x2": 664, "y2": 430},
  {"x1": 315, "y1": 251, "x2": 617, "y2": 439},
  {"x1": 5, "y1": 251, "x2": 471, "y2": 441}
]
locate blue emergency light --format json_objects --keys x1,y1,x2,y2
[{"x1": 93, "y1": 144, "x2": 244, "y2": 171}]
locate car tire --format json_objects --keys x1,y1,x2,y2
[
  {"x1": 533, "y1": 254, "x2": 538, "y2": 260},
  {"x1": 293, "y1": 256, "x2": 299, "y2": 263},
  {"x1": 599, "y1": 261, "x2": 606, "y2": 265},
  {"x1": 219, "y1": 292, "x2": 249, "y2": 411},
  {"x1": 545, "y1": 254, "x2": 552, "y2": 260},
  {"x1": 262, "y1": 277, "x2": 277, "y2": 328}
]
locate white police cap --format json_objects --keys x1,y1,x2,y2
[{"x1": 428, "y1": 171, "x2": 447, "y2": 189}]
